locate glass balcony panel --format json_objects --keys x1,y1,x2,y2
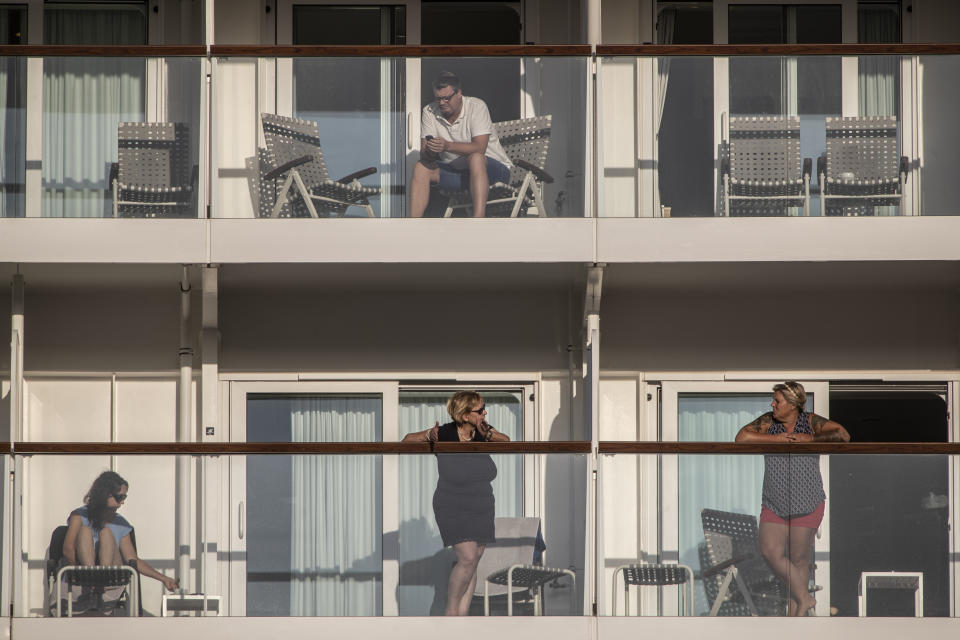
[
  {"x1": 601, "y1": 452, "x2": 956, "y2": 617},
  {"x1": 216, "y1": 55, "x2": 588, "y2": 218},
  {"x1": 41, "y1": 56, "x2": 203, "y2": 218},
  {"x1": 600, "y1": 53, "x2": 960, "y2": 217},
  {"x1": 17, "y1": 454, "x2": 183, "y2": 617}
]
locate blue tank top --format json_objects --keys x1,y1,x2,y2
[{"x1": 70, "y1": 506, "x2": 133, "y2": 546}]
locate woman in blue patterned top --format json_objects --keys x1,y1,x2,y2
[
  {"x1": 736, "y1": 381, "x2": 849, "y2": 616},
  {"x1": 62, "y1": 470, "x2": 179, "y2": 611}
]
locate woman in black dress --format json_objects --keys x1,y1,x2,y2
[{"x1": 403, "y1": 391, "x2": 510, "y2": 615}]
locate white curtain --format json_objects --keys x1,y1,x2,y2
[
  {"x1": 0, "y1": 55, "x2": 24, "y2": 218},
  {"x1": 397, "y1": 391, "x2": 523, "y2": 615},
  {"x1": 858, "y1": 4, "x2": 900, "y2": 216},
  {"x1": 655, "y1": 8, "x2": 675, "y2": 133},
  {"x1": 42, "y1": 6, "x2": 145, "y2": 217},
  {"x1": 289, "y1": 396, "x2": 382, "y2": 616},
  {"x1": 678, "y1": 394, "x2": 768, "y2": 615}
]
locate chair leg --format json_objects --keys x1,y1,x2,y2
[
  {"x1": 113, "y1": 180, "x2": 119, "y2": 218},
  {"x1": 291, "y1": 170, "x2": 319, "y2": 218},
  {"x1": 272, "y1": 173, "x2": 296, "y2": 218},
  {"x1": 803, "y1": 174, "x2": 810, "y2": 217},
  {"x1": 710, "y1": 568, "x2": 737, "y2": 616},
  {"x1": 509, "y1": 173, "x2": 533, "y2": 218}
]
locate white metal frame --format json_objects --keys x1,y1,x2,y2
[{"x1": 226, "y1": 378, "x2": 536, "y2": 617}]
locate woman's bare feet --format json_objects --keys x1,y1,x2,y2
[{"x1": 794, "y1": 597, "x2": 816, "y2": 617}]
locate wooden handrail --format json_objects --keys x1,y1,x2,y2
[
  {"x1": 598, "y1": 43, "x2": 960, "y2": 56},
  {"x1": 0, "y1": 45, "x2": 206, "y2": 56},
  {"x1": 5, "y1": 441, "x2": 959, "y2": 455},
  {"x1": 10, "y1": 441, "x2": 591, "y2": 455},
  {"x1": 211, "y1": 45, "x2": 591, "y2": 57},
  {"x1": 598, "y1": 441, "x2": 960, "y2": 454},
  {"x1": 0, "y1": 43, "x2": 955, "y2": 57}
]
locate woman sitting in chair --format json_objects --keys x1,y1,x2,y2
[{"x1": 61, "y1": 471, "x2": 178, "y2": 613}]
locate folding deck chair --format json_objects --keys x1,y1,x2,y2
[
  {"x1": 478, "y1": 516, "x2": 575, "y2": 616},
  {"x1": 111, "y1": 122, "x2": 196, "y2": 218},
  {"x1": 700, "y1": 508, "x2": 789, "y2": 616},
  {"x1": 819, "y1": 115, "x2": 909, "y2": 216},
  {"x1": 257, "y1": 112, "x2": 381, "y2": 218},
  {"x1": 721, "y1": 116, "x2": 811, "y2": 217},
  {"x1": 46, "y1": 525, "x2": 142, "y2": 617},
  {"x1": 442, "y1": 115, "x2": 553, "y2": 218}
]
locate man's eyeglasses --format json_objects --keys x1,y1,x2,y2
[
  {"x1": 469, "y1": 404, "x2": 486, "y2": 414},
  {"x1": 112, "y1": 493, "x2": 128, "y2": 503},
  {"x1": 436, "y1": 90, "x2": 459, "y2": 103}
]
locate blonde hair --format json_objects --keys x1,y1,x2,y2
[
  {"x1": 447, "y1": 391, "x2": 483, "y2": 424},
  {"x1": 773, "y1": 381, "x2": 806, "y2": 410}
]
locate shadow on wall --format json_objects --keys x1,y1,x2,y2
[{"x1": 544, "y1": 374, "x2": 587, "y2": 614}]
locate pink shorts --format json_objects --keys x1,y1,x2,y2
[{"x1": 759, "y1": 500, "x2": 825, "y2": 529}]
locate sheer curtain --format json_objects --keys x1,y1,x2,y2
[
  {"x1": 678, "y1": 394, "x2": 768, "y2": 615},
  {"x1": 289, "y1": 396, "x2": 382, "y2": 616},
  {"x1": 397, "y1": 391, "x2": 522, "y2": 615},
  {"x1": 858, "y1": 3, "x2": 900, "y2": 216},
  {"x1": 42, "y1": 5, "x2": 145, "y2": 217},
  {"x1": 0, "y1": 8, "x2": 25, "y2": 218}
]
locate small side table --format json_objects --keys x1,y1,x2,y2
[
  {"x1": 858, "y1": 572, "x2": 923, "y2": 617},
  {"x1": 162, "y1": 593, "x2": 223, "y2": 616}
]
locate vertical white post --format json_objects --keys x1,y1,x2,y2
[
  {"x1": 199, "y1": 266, "x2": 219, "y2": 604},
  {"x1": 177, "y1": 267, "x2": 194, "y2": 592},
  {"x1": 583, "y1": 264, "x2": 603, "y2": 618},
  {"x1": 8, "y1": 274, "x2": 24, "y2": 615}
]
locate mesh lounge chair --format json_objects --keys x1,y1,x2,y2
[
  {"x1": 111, "y1": 122, "x2": 196, "y2": 218},
  {"x1": 612, "y1": 563, "x2": 694, "y2": 616},
  {"x1": 478, "y1": 516, "x2": 575, "y2": 616},
  {"x1": 818, "y1": 116, "x2": 909, "y2": 216},
  {"x1": 441, "y1": 115, "x2": 553, "y2": 218},
  {"x1": 700, "y1": 508, "x2": 789, "y2": 616},
  {"x1": 721, "y1": 116, "x2": 811, "y2": 217},
  {"x1": 46, "y1": 525, "x2": 141, "y2": 617},
  {"x1": 258, "y1": 112, "x2": 380, "y2": 218}
]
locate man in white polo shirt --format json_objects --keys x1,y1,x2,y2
[{"x1": 410, "y1": 71, "x2": 512, "y2": 218}]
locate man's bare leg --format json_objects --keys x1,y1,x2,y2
[
  {"x1": 410, "y1": 161, "x2": 439, "y2": 218},
  {"x1": 468, "y1": 152, "x2": 489, "y2": 218}
]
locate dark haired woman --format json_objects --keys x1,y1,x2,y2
[
  {"x1": 403, "y1": 391, "x2": 509, "y2": 615},
  {"x1": 62, "y1": 470, "x2": 178, "y2": 611},
  {"x1": 735, "y1": 381, "x2": 849, "y2": 616}
]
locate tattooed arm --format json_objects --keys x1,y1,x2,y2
[
  {"x1": 810, "y1": 413, "x2": 850, "y2": 442},
  {"x1": 735, "y1": 412, "x2": 777, "y2": 442}
]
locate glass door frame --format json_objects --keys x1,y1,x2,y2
[
  {"x1": 226, "y1": 378, "x2": 536, "y2": 616},
  {"x1": 660, "y1": 379, "x2": 831, "y2": 615},
  {"x1": 275, "y1": 0, "x2": 420, "y2": 219},
  {"x1": 226, "y1": 380, "x2": 399, "y2": 616}
]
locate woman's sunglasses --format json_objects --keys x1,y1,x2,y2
[
  {"x1": 469, "y1": 405, "x2": 486, "y2": 414},
  {"x1": 112, "y1": 493, "x2": 128, "y2": 503}
]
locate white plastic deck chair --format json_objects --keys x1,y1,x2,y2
[
  {"x1": 260, "y1": 112, "x2": 381, "y2": 218},
  {"x1": 442, "y1": 115, "x2": 553, "y2": 218},
  {"x1": 479, "y1": 516, "x2": 575, "y2": 616}
]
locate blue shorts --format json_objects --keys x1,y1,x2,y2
[{"x1": 436, "y1": 157, "x2": 511, "y2": 191}]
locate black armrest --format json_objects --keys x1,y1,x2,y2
[
  {"x1": 720, "y1": 156, "x2": 730, "y2": 177},
  {"x1": 900, "y1": 155, "x2": 910, "y2": 183},
  {"x1": 108, "y1": 162, "x2": 119, "y2": 190},
  {"x1": 817, "y1": 155, "x2": 826, "y2": 180},
  {"x1": 337, "y1": 167, "x2": 377, "y2": 184},
  {"x1": 802, "y1": 157, "x2": 812, "y2": 178},
  {"x1": 264, "y1": 155, "x2": 312, "y2": 181},
  {"x1": 515, "y1": 159, "x2": 554, "y2": 184},
  {"x1": 127, "y1": 559, "x2": 140, "y2": 573},
  {"x1": 190, "y1": 164, "x2": 199, "y2": 189},
  {"x1": 700, "y1": 553, "x2": 755, "y2": 578}
]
